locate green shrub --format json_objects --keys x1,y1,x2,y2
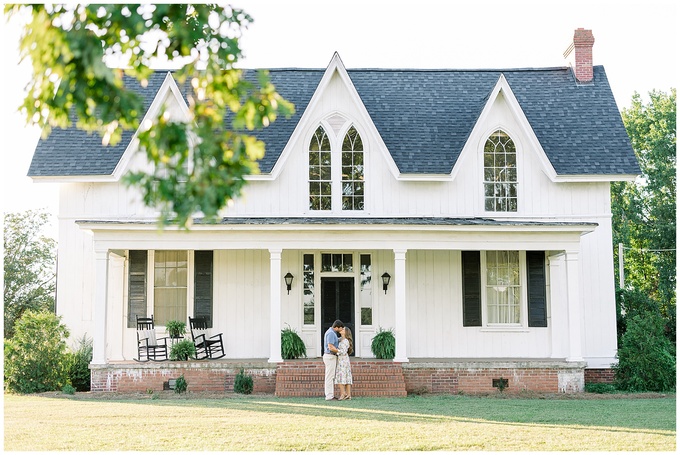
[
  {"x1": 234, "y1": 368, "x2": 253, "y2": 394},
  {"x1": 68, "y1": 334, "x2": 92, "y2": 392},
  {"x1": 371, "y1": 327, "x2": 395, "y2": 359},
  {"x1": 174, "y1": 375, "x2": 188, "y2": 394},
  {"x1": 281, "y1": 326, "x2": 307, "y2": 359},
  {"x1": 4, "y1": 310, "x2": 71, "y2": 393},
  {"x1": 614, "y1": 313, "x2": 676, "y2": 392},
  {"x1": 170, "y1": 340, "x2": 196, "y2": 361},
  {"x1": 165, "y1": 320, "x2": 186, "y2": 339},
  {"x1": 585, "y1": 383, "x2": 617, "y2": 394},
  {"x1": 61, "y1": 384, "x2": 76, "y2": 395}
]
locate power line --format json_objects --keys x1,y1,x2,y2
[{"x1": 621, "y1": 246, "x2": 676, "y2": 253}]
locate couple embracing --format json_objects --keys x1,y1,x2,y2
[{"x1": 323, "y1": 320, "x2": 353, "y2": 400}]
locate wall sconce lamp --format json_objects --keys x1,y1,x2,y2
[
  {"x1": 284, "y1": 272, "x2": 294, "y2": 294},
  {"x1": 381, "y1": 272, "x2": 391, "y2": 294}
]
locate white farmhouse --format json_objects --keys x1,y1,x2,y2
[{"x1": 28, "y1": 29, "x2": 638, "y2": 394}]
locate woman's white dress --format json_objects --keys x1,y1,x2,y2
[{"x1": 334, "y1": 338, "x2": 353, "y2": 384}]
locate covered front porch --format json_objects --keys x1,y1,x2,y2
[{"x1": 82, "y1": 217, "x2": 597, "y2": 383}]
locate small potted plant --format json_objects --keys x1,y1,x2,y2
[
  {"x1": 371, "y1": 327, "x2": 395, "y2": 359},
  {"x1": 166, "y1": 320, "x2": 186, "y2": 340},
  {"x1": 281, "y1": 324, "x2": 307, "y2": 360},
  {"x1": 170, "y1": 339, "x2": 196, "y2": 361}
]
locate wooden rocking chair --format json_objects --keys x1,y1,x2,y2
[
  {"x1": 135, "y1": 315, "x2": 169, "y2": 362},
  {"x1": 189, "y1": 316, "x2": 225, "y2": 360}
]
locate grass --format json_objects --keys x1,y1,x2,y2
[{"x1": 4, "y1": 393, "x2": 676, "y2": 451}]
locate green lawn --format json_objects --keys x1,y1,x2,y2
[{"x1": 4, "y1": 393, "x2": 676, "y2": 451}]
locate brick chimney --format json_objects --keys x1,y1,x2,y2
[{"x1": 563, "y1": 28, "x2": 595, "y2": 83}]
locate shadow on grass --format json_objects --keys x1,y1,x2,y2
[{"x1": 66, "y1": 394, "x2": 676, "y2": 433}]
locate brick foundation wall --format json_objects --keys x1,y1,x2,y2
[
  {"x1": 403, "y1": 361, "x2": 585, "y2": 394},
  {"x1": 90, "y1": 362, "x2": 276, "y2": 393},
  {"x1": 584, "y1": 368, "x2": 615, "y2": 384},
  {"x1": 91, "y1": 359, "x2": 585, "y2": 395}
]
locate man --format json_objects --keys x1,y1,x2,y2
[{"x1": 322, "y1": 320, "x2": 344, "y2": 400}]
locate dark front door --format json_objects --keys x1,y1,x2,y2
[{"x1": 321, "y1": 277, "x2": 354, "y2": 356}]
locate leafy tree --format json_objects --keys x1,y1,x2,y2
[
  {"x1": 5, "y1": 4, "x2": 294, "y2": 227},
  {"x1": 4, "y1": 310, "x2": 71, "y2": 393},
  {"x1": 3, "y1": 209, "x2": 56, "y2": 339},
  {"x1": 612, "y1": 89, "x2": 676, "y2": 333}
]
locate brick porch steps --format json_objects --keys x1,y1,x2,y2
[{"x1": 275, "y1": 359, "x2": 407, "y2": 397}]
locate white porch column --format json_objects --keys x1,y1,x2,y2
[
  {"x1": 268, "y1": 248, "x2": 284, "y2": 363},
  {"x1": 565, "y1": 250, "x2": 584, "y2": 362},
  {"x1": 393, "y1": 249, "x2": 409, "y2": 363},
  {"x1": 92, "y1": 248, "x2": 110, "y2": 365},
  {"x1": 547, "y1": 253, "x2": 567, "y2": 359}
]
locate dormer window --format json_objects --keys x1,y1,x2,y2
[
  {"x1": 341, "y1": 126, "x2": 364, "y2": 210},
  {"x1": 309, "y1": 126, "x2": 332, "y2": 210},
  {"x1": 484, "y1": 130, "x2": 517, "y2": 212}
]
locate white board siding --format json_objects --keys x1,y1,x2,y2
[
  {"x1": 50, "y1": 67, "x2": 620, "y2": 366},
  {"x1": 580, "y1": 217, "x2": 619, "y2": 367},
  {"x1": 213, "y1": 250, "x2": 270, "y2": 358},
  {"x1": 404, "y1": 250, "x2": 555, "y2": 359}
]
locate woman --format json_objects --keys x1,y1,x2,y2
[{"x1": 334, "y1": 326, "x2": 354, "y2": 400}]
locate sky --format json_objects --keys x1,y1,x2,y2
[{"x1": 0, "y1": 0, "x2": 677, "y2": 238}]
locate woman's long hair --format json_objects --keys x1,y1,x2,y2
[{"x1": 344, "y1": 327, "x2": 354, "y2": 355}]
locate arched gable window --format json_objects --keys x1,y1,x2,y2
[
  {"x1": 483, "y1": 130, "x2": 517, "y2": 212},
  {"x1": 309, "y1": 126, "x2": 332, "y2": 210},
  {"x1": 341, "y1": 126, "x2": 364, "y2": 210}
]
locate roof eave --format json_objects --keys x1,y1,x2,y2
[{"x1": 554, "y1": 173, "x2": 639, "y2": 182}]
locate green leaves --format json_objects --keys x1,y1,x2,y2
[
  {"x1": 169, "y1": 340, "x2": 196, "y2": 361},
  {"x1": 6, "y1": 4, "x2": 294, "y2": 227},
  {"x1": 281, "y1": 326, "x2": 307, "y2": 359},
  {"x1": 4, "y1": 310, "x2": 71, "y2": 393},
  {"x1": 3, "y1": 210, "x2": 56, "y2": 339},
  {"x1": 371, "y1": 327, "x2": 395, "y2": 359},
  {"x1": 613, "y1": 89, "x2": 676, "y2": 313},
  {"x1": 614, "y1": 312, "x2": 676, "y2": 392},
  {"x1": 233, "y1": 368, "x2": 254, "y2": 394}
]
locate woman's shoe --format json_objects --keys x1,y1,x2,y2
[{"x1": 338, "y1": 395, "x2": 347, "y2": 400}]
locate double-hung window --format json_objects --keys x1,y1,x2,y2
[
  {"x1": 127, "y1": 250, "x2": 214, "y2": 328},
  {"x1": 462, "y1": 250, "x2": 547, "y2": 328}
]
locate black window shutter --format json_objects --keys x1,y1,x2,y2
[
  {"x1": 127, "y1": 250, "x2": 147, "y2": 328},
  {"x1": 194, "y1": 250, "x2": 214, "y2": 328},
  {"x1": 462, "y1": 251, "x2": 482, "y2": 327},
  {"x1": 527, "y1": 251, "x2": 547, "y2": 327}
]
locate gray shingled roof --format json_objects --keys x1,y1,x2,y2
[
  {"x1": 28, "y1": 65, "x2": 639, "y2": 177},
  {"x1": 28, "y1": 71, "x2": 168, "y2": 177}
]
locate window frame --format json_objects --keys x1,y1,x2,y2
[
  {"x1": 482, "y1": 129, "x2": 519, "y2": 214},
  {"x1": 341, "y1": 125, "x2": 365, "y2": 211},
  {"x1": 480, "y1": 250, "x2": 529, "y2": 330},
  {"x1": 145, "y1": 250, "x2": 195, "y2": 329},
  {"x1": 307, "y1": 122, "x2": 367, "y2": 213},
  {"x1": 308, "y1": 125, "x2": 333, "y2": 211}
]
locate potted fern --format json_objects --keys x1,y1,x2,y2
[
  {"x1": 166, "y1": 320, "x2": 186, "y2": 340},
  {"x1": 371, "y1": 327, "x2": 395, "y2": 359},
  {"x1": 281, "y1": 325, "x2": 307, "y2": 359},
  {"x1": 170, "y1": 339, "x2": 196, "y2": 361}
]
